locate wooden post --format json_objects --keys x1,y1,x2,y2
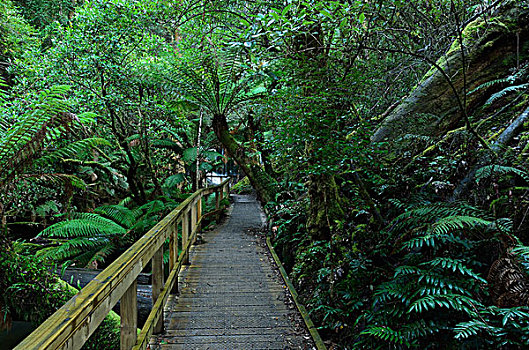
[
  {"x1": 191, "y1": 201, "x2": 197, "y2": 244},
  {"x1": 152, "y1": 246, "x2": 164, "y2": 334},
  {"x1": 197, "y1": 195, "x2": 202, "y2": 232},
  {"x1": 120, "y1": 280, "x2": 137, "y2": 350},
  {"x1": 215, "y1": 190, "x2": 220, "y2": 220},
  {"x1": 170, "y1": 220, "x2": 179, "y2": 294},
  {"x1": 182, "y1": 211, "x2": 189, "y2": 265}
]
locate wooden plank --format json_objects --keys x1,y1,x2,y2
[
  {"x1": 152, "y1": 247, "x2": 164, "y2": 334},
  {"x1": 120, "y1": 280, "x2": 138, "y2": 350},
  {"x1": 191, "y1": 203, "x2": 197, "y2": 245},
  {"x1": 197, "y1": 196, "x2": 202, "y2": 232}
]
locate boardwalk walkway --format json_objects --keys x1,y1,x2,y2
[{"x1": 149, "y1": 194, "x2": 313, "y2": 349}]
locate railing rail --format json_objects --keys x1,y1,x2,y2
[{"x1": 16, "y1": 179, "x2": 230, "y2": 350}]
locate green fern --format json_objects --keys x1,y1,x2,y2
[
  {"x1": 357, "y1": 200, "x2": 516, "y2": 348},
  {"x1": 475, "y1": 164, "x2": 529, "y2": 184},
  {"x1": 0, "y1": 85, "x2": 107, "y2": 192},
  {"x1": 431, "y1": 215, "x2": 491, "y2": 235},
  {"x1": 36, "y1": 206, "x2": 134, "y2": 266},
  {"x1": 483, "y1": 83, "x2": 529, "y2": 107},
  {"x1": 36, "y1": 199, "x2": 176, "y2": 267},
  {"x1": 34, "y1": 137, "x2": 111, "y2": 167}
]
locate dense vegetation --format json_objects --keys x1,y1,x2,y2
[{"x1": 1, "y1": 0, "x2": 529, "y2": 348}]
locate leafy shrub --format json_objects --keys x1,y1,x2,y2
[{"x1": 1, "y1": 239, "x2": 120, "y2": 349}]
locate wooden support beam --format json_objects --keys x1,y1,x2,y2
[
  {"x1": 215, "y1": 191, "x2": 220, "y2": 221},
  {"x1": 182, "y1": 211, "x2": 189, "y2": 265},
  {"x1": 197, "y1": 196, "x2": 203, "y2": 232},
  {"x1": 169, "y1": 220, "x2": 178, "y2": 294},
  {"x1": 152, "y1": 247, "x2": 164, "y2": 334},
  {"x1": 120, "y1": 280, "x2": 138, "y2": 350},
  {"x1": 191, "y1": 202, "x2": 197, "y2": 245}
]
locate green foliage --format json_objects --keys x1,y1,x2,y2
[
  {"x1": 163, "y1": 50, "x2": 266, "y2": 118},
  {"x1": 0, "y1": 246, "x2": 68, "y2": 324},
  {"x1": 355, "y1": 199, "x2": 527, "y2": 348},
  {"x1": 12, "y1": 0, "x2": 77, "y2": 28},
  {"x1": 36, "y1": 197, "x2": 178, "y2": 268},
  {"x1": 0, "y1": 0, "x2": 36, "y2": 66},
  {"x1": 475, "y1": 164, "x2": 529, "y2": 184},
  {"x1": 469, "y1": 64, "x2": 529, "y2": 108}
]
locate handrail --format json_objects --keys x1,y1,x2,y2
[{"x1": 16, "y1": 178, "x2": 231, "y2": 350}]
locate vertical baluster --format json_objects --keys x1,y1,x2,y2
[
  {"x1": 120, "y1": 279, "x2": 137, "y2": 350},
  {"x1": 197, "y1": 195, "x2": 203, "y2": 232},
  {"x1": 152, "y1": 246, "x2": 164, "y2": 333},
  {"x1": 215, "y1": 190, "x2": 220, "y2": 221},
  {"x1": 182, "y1": 210, "x2": 189, "y2": 265},
  {"x1": 191, "y1": 201, "x2": 197, "y2": 244},
  {"x1": 170, "y1": 220, "x2": 179, "y2": 294}
]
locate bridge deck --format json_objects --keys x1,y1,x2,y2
[{"x1": 149, "y1": 195, "x2": 313, "y2": 349}]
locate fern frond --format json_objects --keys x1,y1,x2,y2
[
  {"x1": 408, "y1": 294, "x2": 476, "y2": 314},
  {"x1": 34, "y1": 137, "x2": 111, "y2": 167},
  {"x1": 423, "y1": 258, "x2": 487, "y2": 282},
  {"x1": 484, "y1": 84, "x2": 529, "y2": 107},
  {"x1": 93, "y1": 205, "x2": 138, "y2": 229},
  {"x1": 454, "y1": 320, "x2": 489, "y2": 339},
  {"x1": 38, "y1": 217, "x2": 126, "y2": 238},
  {"x1": 431, "y1": 216, "x2": 491, "y2": 235},
  {"x1": 391, "y1": 203, "x2": 487, "y2": 233},
  {"x1": 361, "y1": 325, "x2": 410, "y2": 347},
  {"x1": 475, "y1": 165, "x2": 529, "y2": 184}
]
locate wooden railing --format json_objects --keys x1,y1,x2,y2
[{"x1": 16, "y1": 179, "x2": 230, "y2": 350}]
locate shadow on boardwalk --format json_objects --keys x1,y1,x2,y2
[{"x1": 149, "y1": 194, "x2": 314, "y2": 349}]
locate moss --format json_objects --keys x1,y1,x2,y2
[{"x1": 231, "y1": 177, "x2": 253, "y2": 194}]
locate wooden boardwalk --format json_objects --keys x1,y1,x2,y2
[{"x1": 149, "y1": 195, "x2": 312, "y2": 349}]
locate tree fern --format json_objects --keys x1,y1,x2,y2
[
  {"x1": 163, "y1": 51, "x2": 266, "y2": 118},
  {"x1": 0, "y1": 85, "x2": 106, "y2": 191},
  {"x1": 33, "y1": 137, "x2": 111, "y2": 167},
  {"x1": 36, "y1": 206, "x2": 133, "y2": 267}
]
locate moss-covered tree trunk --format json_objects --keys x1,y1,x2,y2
[
  {"x1": 212, "y1": 113, "x2": 278, "y2": 204},
  {"x1": 297, "y1": 21, "x2": 345, "y2": 242},
  {"x1": 306, "y1": 172, "x2": 344, "y2": 241},
  {"x1": 372, "y1": 1, "x2": 529, "y2": 142}
]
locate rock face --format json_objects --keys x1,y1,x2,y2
[{"x1": 372, "y1": 1, "x2": 529, "y2": 142}]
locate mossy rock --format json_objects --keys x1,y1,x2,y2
[
  {"x1": 372, "y1": 0, "x2": 529, "y2": 142},
  {"x1": 231, "y1": 177, "x2": 254, "y2": 194}
]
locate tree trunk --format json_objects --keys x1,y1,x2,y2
[
  {"x1": 306, "y1": 173, "x2": 344, "y2": 241},
  {"x1": 212, "y1": 114, "x2": 278, "y2": 204}
]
